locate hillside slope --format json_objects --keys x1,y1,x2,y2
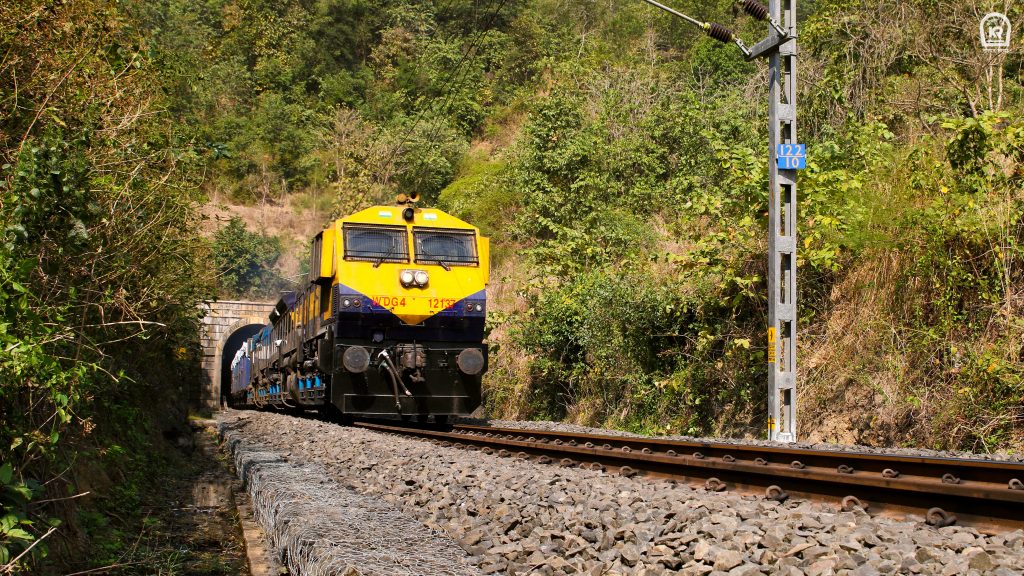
[{"x1": 158, "y1": 0, "x2": 1022, "y2": 452}]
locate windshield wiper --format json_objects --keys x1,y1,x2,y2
[
  {"x1": 373, "y1": 242, "x2": 396, "y2": 268},
  {"x1": 432, "y1": 259, "x2": 451, "y2": 271}
]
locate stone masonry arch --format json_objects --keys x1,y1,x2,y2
[{"x1": 199, "y1": 300, "x2": 275, "y2": 410}]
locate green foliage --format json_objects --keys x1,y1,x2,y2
[
  {"x1": 887, "y1": 114, "x2": 1024, "y2": 448},
  {"x1": 469, "y1": 0, "x2": 1024, "y2": 449},
  {"x1": 798, "y1": 121, "x2": 893, "y2": 271},
  {"x1": 0, "y1": 0, "x2": 214, "y2": 570},
  {"x1": 0, "y1": 462, "x2": 50, "y2": 568},
  {"x1": 212, "y1": 218, "x2": 283, "y2": 297},
  {"x1": 438, "y1": 153, "x2": 510, "y2": 239},
  {"x1": 144, "y1": 0, "x2": 535, "y2": 209},
  {"x1": 0, "y1": 8, "x2": 1020, "y2": 573},
  {"x1": 513, "y1": 270, "x2": 684, "y2": 420},
  {"x1": 488, "y1": 58, "x2": 780, "y2": 434}
]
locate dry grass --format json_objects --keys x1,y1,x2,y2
[
  {"x1": 800, "y1": 247, "x2": 1023, "y2": 452},
  {"x1": 800, "y1": 250, "x2": 912, "y2": 445},
  {"x1": 481, "y1": 251, "x2": 536, "y2": 418}
]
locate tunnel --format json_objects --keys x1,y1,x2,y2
[{"x1": 219, "y1": 323, "x2": 265, "y2": 406}]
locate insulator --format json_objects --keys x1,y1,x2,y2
[
  {"x1": 741, "y1": 0, "x2": 769, "y2": 20},
  {"x1": 706, "y1": 22, "x2": 735, "y2": 44}
]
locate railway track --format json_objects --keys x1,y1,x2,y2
[{"x1": 355, "y1": 421, "x2": 1024, "y2": 533}]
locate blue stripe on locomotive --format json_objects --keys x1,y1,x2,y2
[{"x1": 333, "y1": 284, "x2": 485, "y2": 342}]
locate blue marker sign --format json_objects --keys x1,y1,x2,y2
[{"x1": 777, "y1": 143, "x2": 806, "y2": 169}]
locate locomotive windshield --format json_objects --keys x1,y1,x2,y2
[
  {"x1": 413, "y1": 228, "x2": 478, "y2": 266},
  {"x1": 343, "y1": 224, "x2": 409, "y2": 263}
]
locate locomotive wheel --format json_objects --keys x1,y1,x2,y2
[{"x1": 286, "y1": 372, "x2": 299, "y2": 402}]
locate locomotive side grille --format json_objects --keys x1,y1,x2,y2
[{"x1": 310, "y1": 232, "x2": 322, "y2": 283}]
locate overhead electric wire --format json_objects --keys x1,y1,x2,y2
[
  {"x1": 637, "y1": 0, "x2": 706, "y2": 27},
  {"x1": 351, "y1": 0, "x2": 509, "y2": 207},
  {"x1": 418, "y1": 0, "x2": 511, "y2": 147}
]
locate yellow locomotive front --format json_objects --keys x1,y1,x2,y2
[
  {"x1": 235, "y1": 196, "x2": 489, "y2": 421},
  {"x1": 298, "y1": 197, "x2": 490, "y2": 420}
]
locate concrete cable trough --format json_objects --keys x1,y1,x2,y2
[{"x1": 219, "y1": 419, "x2": 482, "y2": 576}]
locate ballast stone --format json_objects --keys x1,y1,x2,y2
[
  {"x1": 711, "y1": 549, "x2": 744, "y2": 571},
  {"x1": 219, "y1": 411, "x2": 1024, "y2": 576}
]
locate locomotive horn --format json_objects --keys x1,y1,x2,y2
[{"x1": 395, "y1": 192, "x2": 420, "y2": 205}]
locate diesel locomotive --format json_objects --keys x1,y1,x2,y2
[{"x1": 228, "y1": 195, "x2": 489, "y2": 422}]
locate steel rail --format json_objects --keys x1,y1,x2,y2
[{"x1": 353, "y1": 421, "x2": 1024, "y2": 533}]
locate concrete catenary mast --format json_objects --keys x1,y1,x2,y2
[
  {"x1": 762, "y1": 0, "x2": 798, "y2": 442},
  {"x1": 639, "y1": 0, "x2": 802, "y2": 441}
]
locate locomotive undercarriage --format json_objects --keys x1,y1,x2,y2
[
  {"x1": 243, "y1": 335, "x2": 330, "y2": 409},
  {"x1": 240, "y1": 335, "x2": 484, "y2": 418},
  {"x1": 331, "y1": 339, "x2": 484, "y2": 417}
]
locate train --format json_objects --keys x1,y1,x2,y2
[{"x1": 228, "y1": 195, "x2": 489, "y2": 423}]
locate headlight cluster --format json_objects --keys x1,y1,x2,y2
[
  {"x1": 400, "y1": 269, "x2": 429, "y2": 287},
  {"x1": 340, "y1": 297, "x2": 362, "y2": 308}
]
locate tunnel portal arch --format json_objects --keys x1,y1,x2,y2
[
  {"x1": 199, "y1": 301, "x2": 275, "y2": 410},
  {"x1": 217, "y1": 321, "x2": 265, "y2": 406}
]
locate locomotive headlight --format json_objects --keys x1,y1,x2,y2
[
  {"x1": 400, "y1": 269, "x2": 428, "y2": 287},
  {"x1": 342, "y1": 346, "x2": 371, "y2": 374},
  {"x1": 457, "y1": 348, "x2": 485, "y2": 375}
]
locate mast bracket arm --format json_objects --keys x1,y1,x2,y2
[{"x1": 745, "y1": 29, "x2": 792, "y2": 60}]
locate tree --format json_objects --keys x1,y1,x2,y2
[{"x1": 212, "y1": 218, "x2": 282, "y2": 297}]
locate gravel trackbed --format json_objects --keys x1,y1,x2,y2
[{"x1": 220, "y1": 411, "x2": 1024, "y2": 576}]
